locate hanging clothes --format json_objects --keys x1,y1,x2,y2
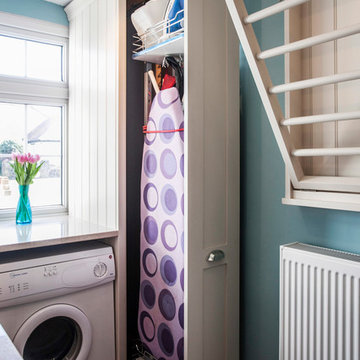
[
  {"x1": 138, "y1": 87, "x2": 184, "y2": 360},
  {"x1": 164, "y1": 57, "x2": 183, "y2": 99}
]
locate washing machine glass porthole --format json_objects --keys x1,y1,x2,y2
[{"x1": 22, "y1": 316, "x2": 82, "y2": 360}]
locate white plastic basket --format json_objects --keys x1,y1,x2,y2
[{"x1": 131, "y1": 0, "x2": 169, "y2": 47}]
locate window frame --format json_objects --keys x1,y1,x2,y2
[{"x1": 0, "y1": 12, "x2": 69, "y2": 219}]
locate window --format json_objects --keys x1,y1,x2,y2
[
  {"x1": 0, "y1": 35, "x2": 63, "y2": 81},
  {"x1": 0, "y1": 16, "x2": 68, "y2": 215}
]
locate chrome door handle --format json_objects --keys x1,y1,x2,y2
[{"x1": 207, "y1": 250, "x2": 225, "y2": 263}]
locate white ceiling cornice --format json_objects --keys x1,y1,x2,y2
[
  {"x1": 64, "y1": 0, "x2": 96, "y2": 21},
  {"x1": 44, "y1": 0, "x2": 72, "y2": 6}
]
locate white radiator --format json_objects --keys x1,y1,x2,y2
[{"x1": 280, "y1": 243, "x2": 360, "y2": 360}]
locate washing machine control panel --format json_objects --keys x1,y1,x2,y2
[
  {"x1": 43, "y1": 265, "x2": 58, "y2": 277},
  {"x1": 0, "y1": 253, "x2": 115, "y2": 307}
]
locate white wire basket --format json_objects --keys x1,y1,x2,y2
[{"x1": 133, "y1": 9, "x2": 184, "y2": 54}]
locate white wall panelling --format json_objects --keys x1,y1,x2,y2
[
  {"x1": 65, "y1": 0, "x2": 119, "y2": 229},
  {"x1": 65, "y1": 0, "x2": 126, "y2": 359}
]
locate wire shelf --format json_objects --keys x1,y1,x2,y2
[{"x1": 132, "y1": 9, "x2": 184, "y2": 64}]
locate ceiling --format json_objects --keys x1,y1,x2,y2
[{"x1": 43, "y1": 0, "x2": 72, "y2": 6}]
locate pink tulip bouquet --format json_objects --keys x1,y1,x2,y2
[
  {"x1": 10, "y1": 153, "x2": 44, "y2": 224},
  {"x1": 10, "y1": 153, "x2": 44, "y2": 185}
]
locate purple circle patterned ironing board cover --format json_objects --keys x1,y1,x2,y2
[{"x1": 138, "y1": 87, "x2": 184, "y2": 360}]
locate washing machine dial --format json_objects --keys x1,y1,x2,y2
[{"x1": 94, "y1": 262, "x2": 107, "y2": 277}]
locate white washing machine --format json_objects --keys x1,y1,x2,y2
[{"x1": 0, "y1": 241, "x2": 116, "y2": 360}]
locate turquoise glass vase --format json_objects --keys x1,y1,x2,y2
[{"x1": 16, "y1": 185, "x2": 32, "y2": 225}]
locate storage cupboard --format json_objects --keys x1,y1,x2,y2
[{"x1": 67, "y1": 0, "x2": 240, "y2": 358}]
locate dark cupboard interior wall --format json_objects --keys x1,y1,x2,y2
[
  {"x1": 127, "y1": 0, "x2": 148, "y2": 11},
  {"x1": 126, "y1": 14, "x2": 144, "y2": 357}
]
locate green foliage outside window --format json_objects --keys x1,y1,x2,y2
[{"x1": 0, "y1": 140, "x2": 23, "y2": 175}]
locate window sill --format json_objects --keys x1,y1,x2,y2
[
  {"x1": 0, "y1": 215, "x2": 118, "y2": 253},
  {"x1": 0, "y1": 206, "x2": 68, "y2": 221}
]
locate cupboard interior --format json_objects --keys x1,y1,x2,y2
[{"x1": 126, "y1": 0, "x2": 185, "y2": 355}]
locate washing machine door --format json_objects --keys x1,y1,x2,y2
[{"x1": 13, "y1": 304, "x2": 92, "y2": 360}]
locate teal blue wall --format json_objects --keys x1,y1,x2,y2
[
  {"x1": 0, "y1": 0, "x2": 68, "y2": 26},
  {"x1": 241, "y1": 0, "x2": 360, "y2": 359}
]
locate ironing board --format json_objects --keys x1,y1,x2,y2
[{"x1": 138, "y1": 87, "x2": 184, "y2": 360}]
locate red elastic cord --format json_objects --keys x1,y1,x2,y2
[{"x1": 143, "y1": 125, "x2": 184, "y2": 134}]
